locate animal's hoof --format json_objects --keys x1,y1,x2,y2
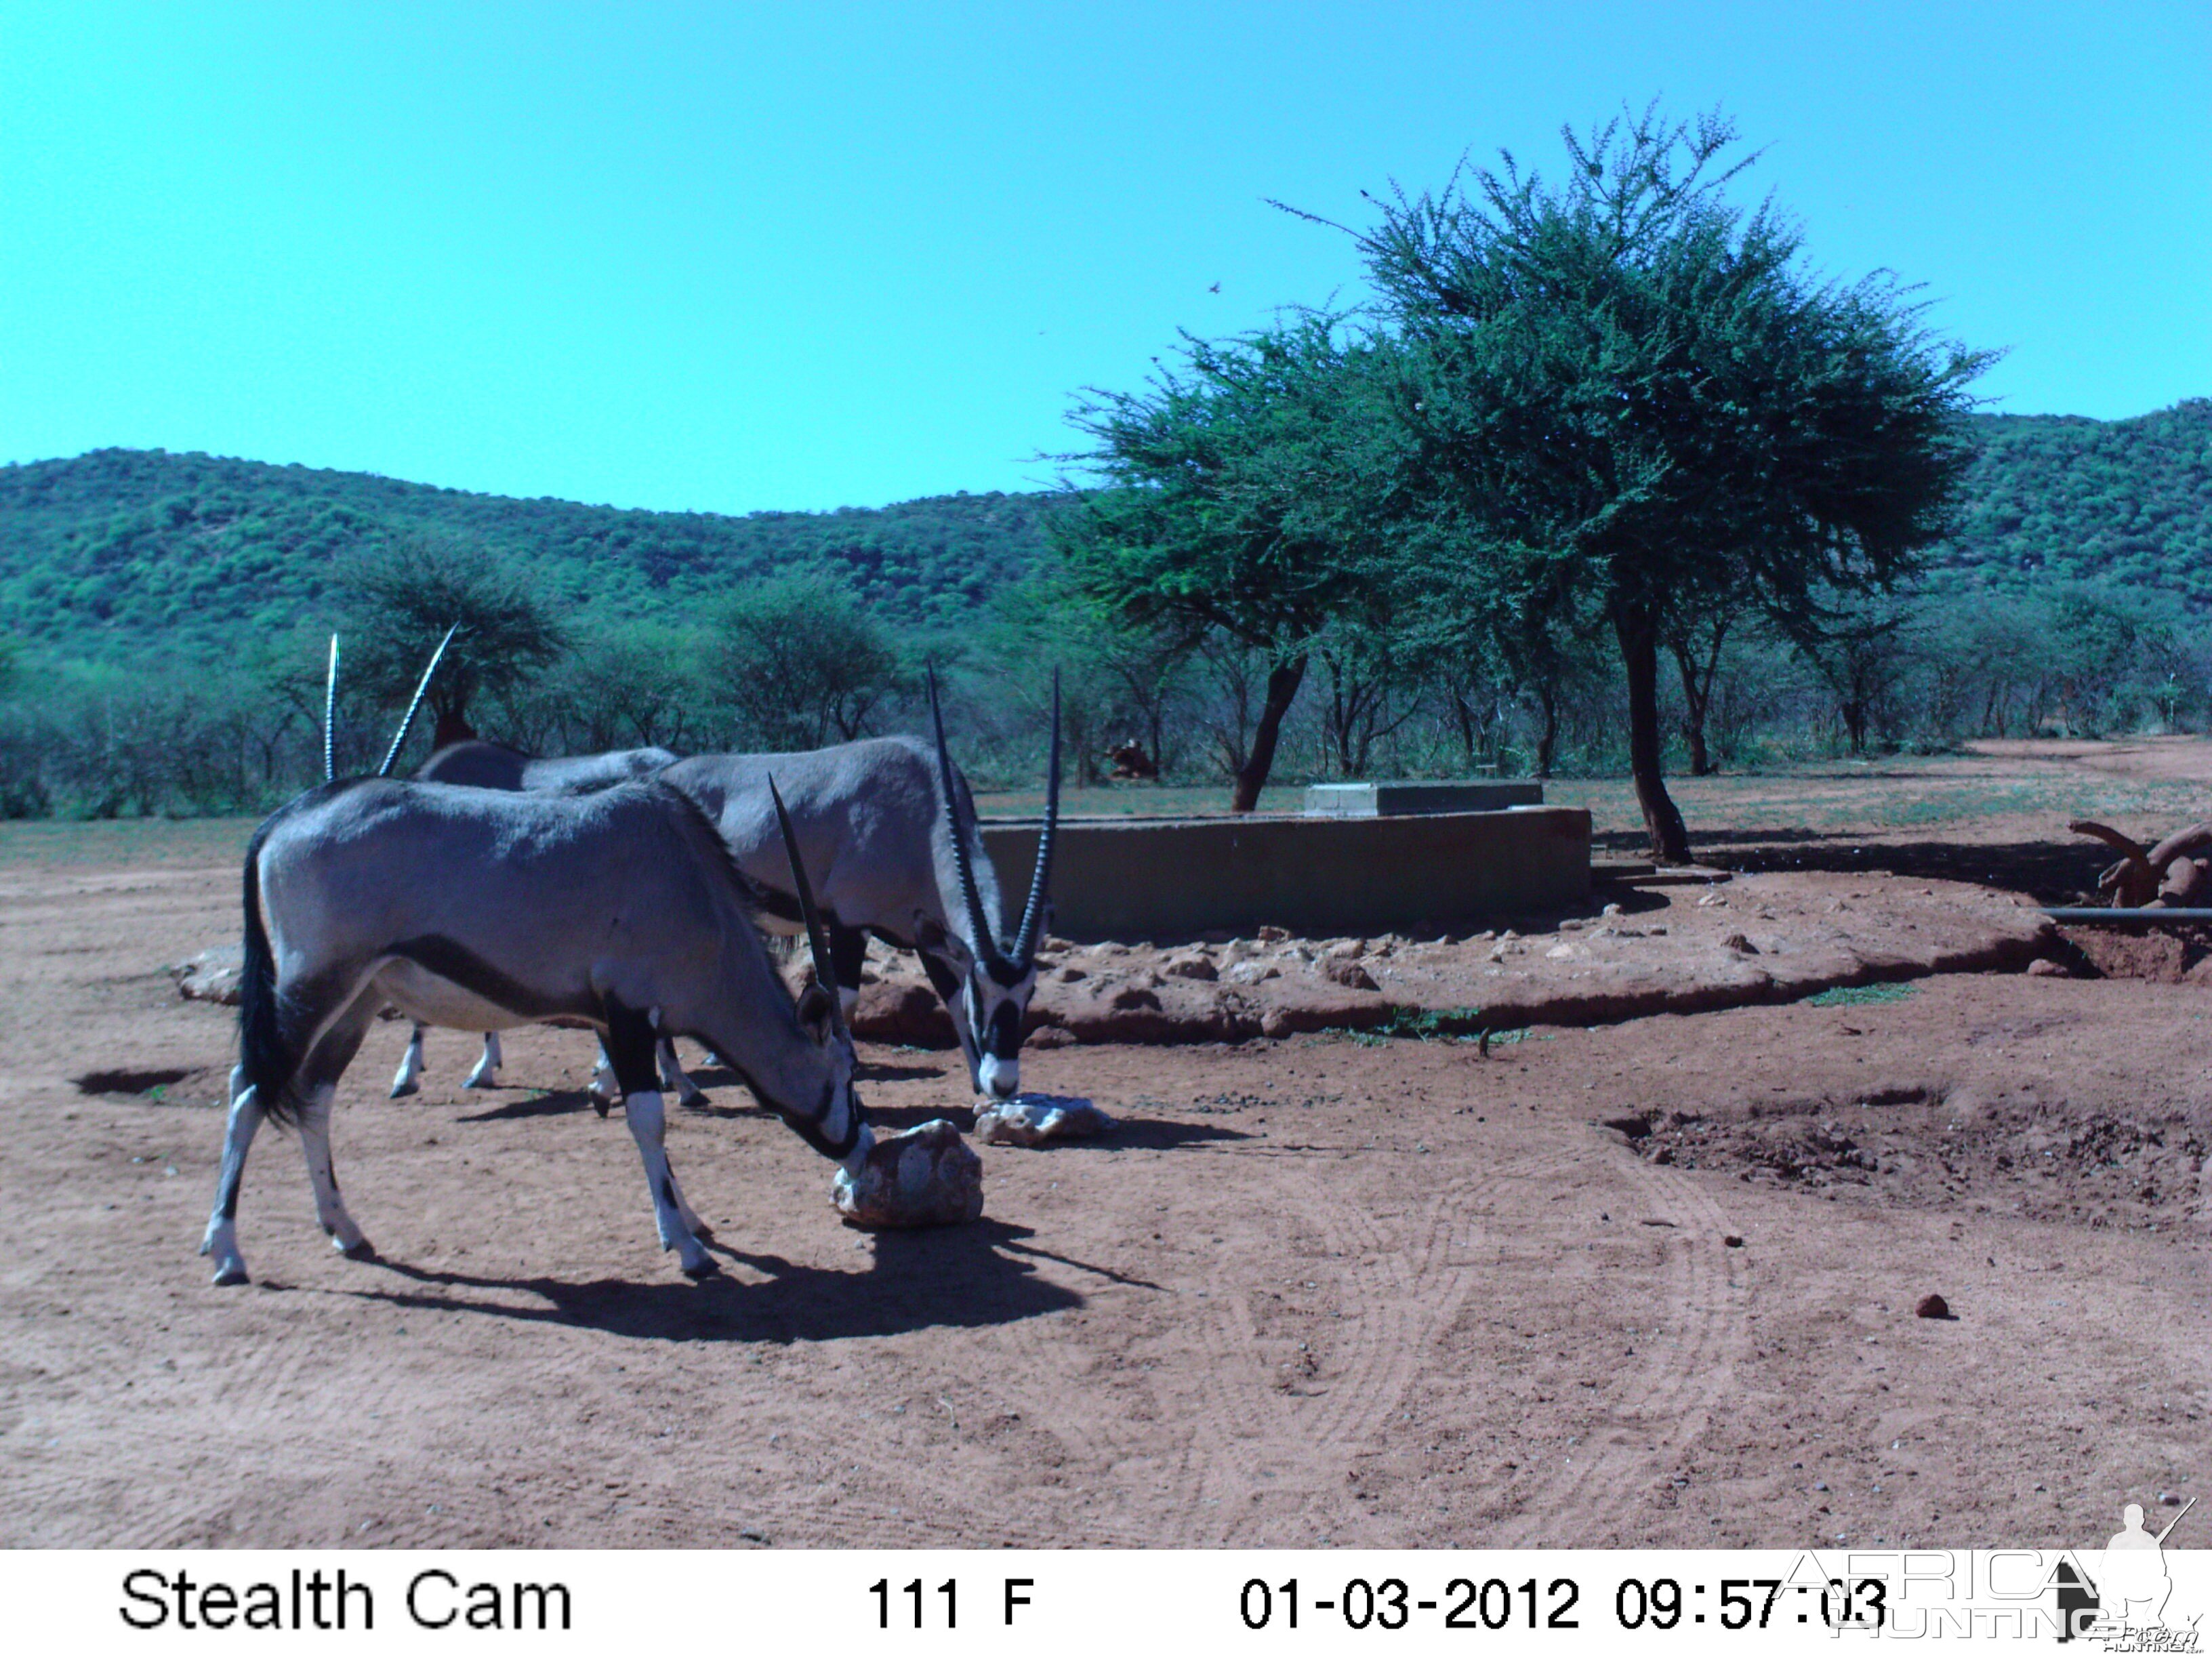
[
  {"x1": 464, "y1": 1073, "x2": 498, "y2": 1090},
  {"x1": 210, "y1": 1261, "x2": 250, "y2": 1286},
  {"x1": 388, "y1": 1081, "x2": 419, "y2": 1100},
  {"x1": 681, "y1": 1256, "x2": 720, "y2": 1280},
  {"x1": 339, "y1": 1238, "x2": 379, "y2": 1262},
  {"x1": 678, "y1": 1092, "x2": 709, "y2": 1112},
  {"x1": 833, "y1": 1120, "x2": 985, "y2": 1229},
  {"x1": 592, "y1": 1099, "x2": 611, "y2": 1120}
]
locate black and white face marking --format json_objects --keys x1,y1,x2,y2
[
  {"x1": 794, "y1": 981, "x2": 866, "y2": 1158},
  {"x1": 912, "y1": 914, "x2": 1036, "y2": 1098},
  {"x1": 966, "y1": 952, "x2": 1036, "y2": 1100}
]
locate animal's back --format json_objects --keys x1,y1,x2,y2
[
  {"x1": 520, "y1": 747, "x2": 677, "y2": 794},
  {"x1": 660, "y1": 737, "x2": 990, "y2": 931},
  {"x1": 413, "y1": 740, "x2": 531, "y2": 791},
  {"x1": 255, "y1": 780, "x2": 735, "y2": 991}
]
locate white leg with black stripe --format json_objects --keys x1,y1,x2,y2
[
  {"x1": 297, "y1": 1082, "x2": 371, "y2": 1256},
  {"x1": 622, "y1": 1090, "x2": 714, "y2": 1277},
  {"x1": 463, "y1": 1031, "x2": 502, "y2": 1088},
  {"x1": 199, "y1": 1067, "x2": 263, "y2": 1285},
  {"x1": 590, "y1": 1040, "x2": 620, "y2": 1107},
  {"x1": 657, "y1": 1038, "x2": 707, "y2": 1107},
  {"x1": 390, "y1": 1025, "x2": 426, "y2": 1098}
]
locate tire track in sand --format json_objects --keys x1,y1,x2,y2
[
  {"x1": 1174, "y1": 1145, "x2": 1560, "y2": 1544},
  {"x1": 1493, "y1": 1151, "x2": 1754, "y2": 1545}
]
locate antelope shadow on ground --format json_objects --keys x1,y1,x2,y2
[{"x1": 340, "y1": 1218, "x2": 1092, "y2": 1343}]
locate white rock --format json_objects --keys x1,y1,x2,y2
[{"x1": 974, "y1": 1094, "x2": 1116, "y2": 1147}]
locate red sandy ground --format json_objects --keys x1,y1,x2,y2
[{"x1": 1, "y1": 742, "x2": 2205, "y2": 1549}]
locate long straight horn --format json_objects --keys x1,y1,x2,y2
[
  {"x1": 377, "y1": 623, "x2": 458, "y2": 779},
  {"x1": 769, "y1": 775, "x2": 849, "y2": 1046},
  {"x1": 927, "y1": 665, "x2": 1001, "y2": 969},
  {"x1": 323, "y1": 633, "x2": 340, "y2": 783},
  {"x1": 1011, "y1": 669, "x2": 1061, "y2": 967}
]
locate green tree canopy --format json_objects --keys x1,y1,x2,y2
[
  {"x1": 335, "y1": 535, "x2": 567, "y2": 758},
  {"x1": 705, "y1": 568, "x2": 903, "y2": 750},
  {"x1": 1333, "y1": 103, "x2": 1990, "y2": 858},
  {"x1": 1053, "y1": 314, "x2": 1404, "y2": 809}
]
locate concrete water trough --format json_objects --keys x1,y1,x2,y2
[
  {"x1": 1303, "y1": 779, "x2": 1544, "y2": 815},
  {"x1": 979, "y1": 804, "x2": 1591, "y2": 939}
]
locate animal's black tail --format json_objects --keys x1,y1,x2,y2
[{"x1": 236, "y1": 823, "x2": 303, "y2": 1125}]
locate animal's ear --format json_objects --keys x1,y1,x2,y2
[
  {"x1": 797, "y1": 980, "x2": 839, "y2": 1044},
  {"x1": 913, "y1": 914, "x2": 949, "y2": 951}
]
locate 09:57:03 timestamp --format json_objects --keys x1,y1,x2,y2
[{"x1": 1616, "y1": 1577, "x2": 1889, "y2": 1631}]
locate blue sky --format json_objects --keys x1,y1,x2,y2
[{"x1": 1, "y1": 1, "x2": 2205, "y2": 514}]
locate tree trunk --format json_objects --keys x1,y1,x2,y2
[
  {"x1": 1451, "y1": 688, "x2": 1479, "y2": 769},
  {"x1": 432, "y1": 705, "x2": 474, "y2": 751},
  {"x1": 1671, "y1": 619, "x2": 1727, "y2": 777},
  {"x1": 1534, "y1": 680, "x2": 1559, "y2": 778},
  {"x1": 1230, "y1": 656, "x2": 1307, "y2": 813},
  {"x1": 1672, "y1": 640, "x2": 1712, "y2": 777},
  {"x1": 1842, "y1": 699, "x2": 1868, "y2": 754},
  {"x1": 1617, "y1": 605, "x2": 1691, "y2": 863}
]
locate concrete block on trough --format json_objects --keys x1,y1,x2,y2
[{"x1": 1303, "y1": 780, "x2": 1544, "y2": 816}]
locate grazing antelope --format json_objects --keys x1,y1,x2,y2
[
  {"x1": 655, "y1": 674, "x2": 1061, "y2": 1104},
  {"x1": 199, "y1": 775, "x2": 868, "y2": 1285},
  {"x1": 412, "y1": 738, "x2": 678, "y2": 795},
  {"x1": 388, "y1": 738, "x2": 679, "y2": 1097}
]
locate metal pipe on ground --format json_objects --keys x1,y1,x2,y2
[{"x1": 2041, "y1": 907, "x2": 2212, "y2": 926}]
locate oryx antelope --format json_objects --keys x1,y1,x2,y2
[
  {"x1": 201, "y1": 774, "x2": 869, "y2": 1285},
  {"x1": 388, "y1": 738, "x2": 679, "y2": 1097},
  {"x1": 414, "y1": 738, "x2": 679, "y2": 795},
  {"x1": 656, "y1": 674, "x2": 1061, "y2": 1104}
]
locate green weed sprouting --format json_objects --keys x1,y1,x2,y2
[
  {"x1": 1805, "y1": 981, "x2": 1919, "y2": 1007},
  {"x1": 1340, "y1": 1006, "x2": 1490, "y2": 1045}
]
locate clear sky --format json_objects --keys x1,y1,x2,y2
[{"x1": 1, "y1": 1, "x2": 2205, "y2": 515}]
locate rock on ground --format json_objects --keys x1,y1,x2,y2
[
  {"x1": 831, "y1": 1120, "x2": 985, "y2": 1229},
  {"x1": 846, "y1": 871, "x2": 2055, "y2": 1048},
  {"x1": 170, "y1": 945, "x2": 243, "y2": 1006},
  {"x1": 973, "y1": 1095, "x2": 1115, "y2": 1146}
]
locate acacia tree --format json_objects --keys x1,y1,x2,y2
[
  {"x1": 982, "y1": 574, "x2": 1193, "y2": 786},
  {"x1": 707, "y1": 568, "x2": 902, "y2": 750},
  {"x1": 1054, "y1": 315, "x2": 1402, "y2": 811},
  {"x1": 1664, "y1": 588, "x2": 1749, "y2": 776},
  {"x1": 1326, "y1": 104, "x2": 1988, "y2": 859},
  {"x1": 1395, "y1": 520, "x2": 1597, "y2": 777},
  {"x1": 335, "y1": 535, "x2": 567, "y2": 754}
]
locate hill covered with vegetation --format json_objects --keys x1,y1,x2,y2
[
  {"x1": 0, "y1": 447, "x2": 1062, "y2": 665},
  {"x1": 0, "y1": 400, "x2": 2205, "y2": 821},
  {"x1": 2, "y1": 401, "x2": 2207, "y2": 672},
  {"x1": 1931, "y1": 398, "x2": 2212, "y2": 605}
]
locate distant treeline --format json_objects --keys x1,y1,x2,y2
[
  {"x1": 0, "y1": 445, "x2": 1063, "y2": 661},
  {"x1": 0, "y1": 400, "x2": 2207, "y2": 821},
  {"x1": 4, "y1": 399, "x2": 2210, "y2": 665}
]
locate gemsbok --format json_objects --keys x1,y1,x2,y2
[
  {"x1": 655, "y1": 672, "x2": 1060, "y2": 1104},
  {"x1": 388, "y1": 737, "x2": 679, "y2": 1096},
  {"x1": 199, "y1": 773, "x2": 874, "y2": 1285}
]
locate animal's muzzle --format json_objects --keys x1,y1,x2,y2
[{"x1": 984, "y1": 1001, "x2": 1022, "y2": 1061}]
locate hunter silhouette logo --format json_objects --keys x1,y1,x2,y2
[{"x1": 2064, "y1": 1495, "x2": 2200, "y2": 1648}]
